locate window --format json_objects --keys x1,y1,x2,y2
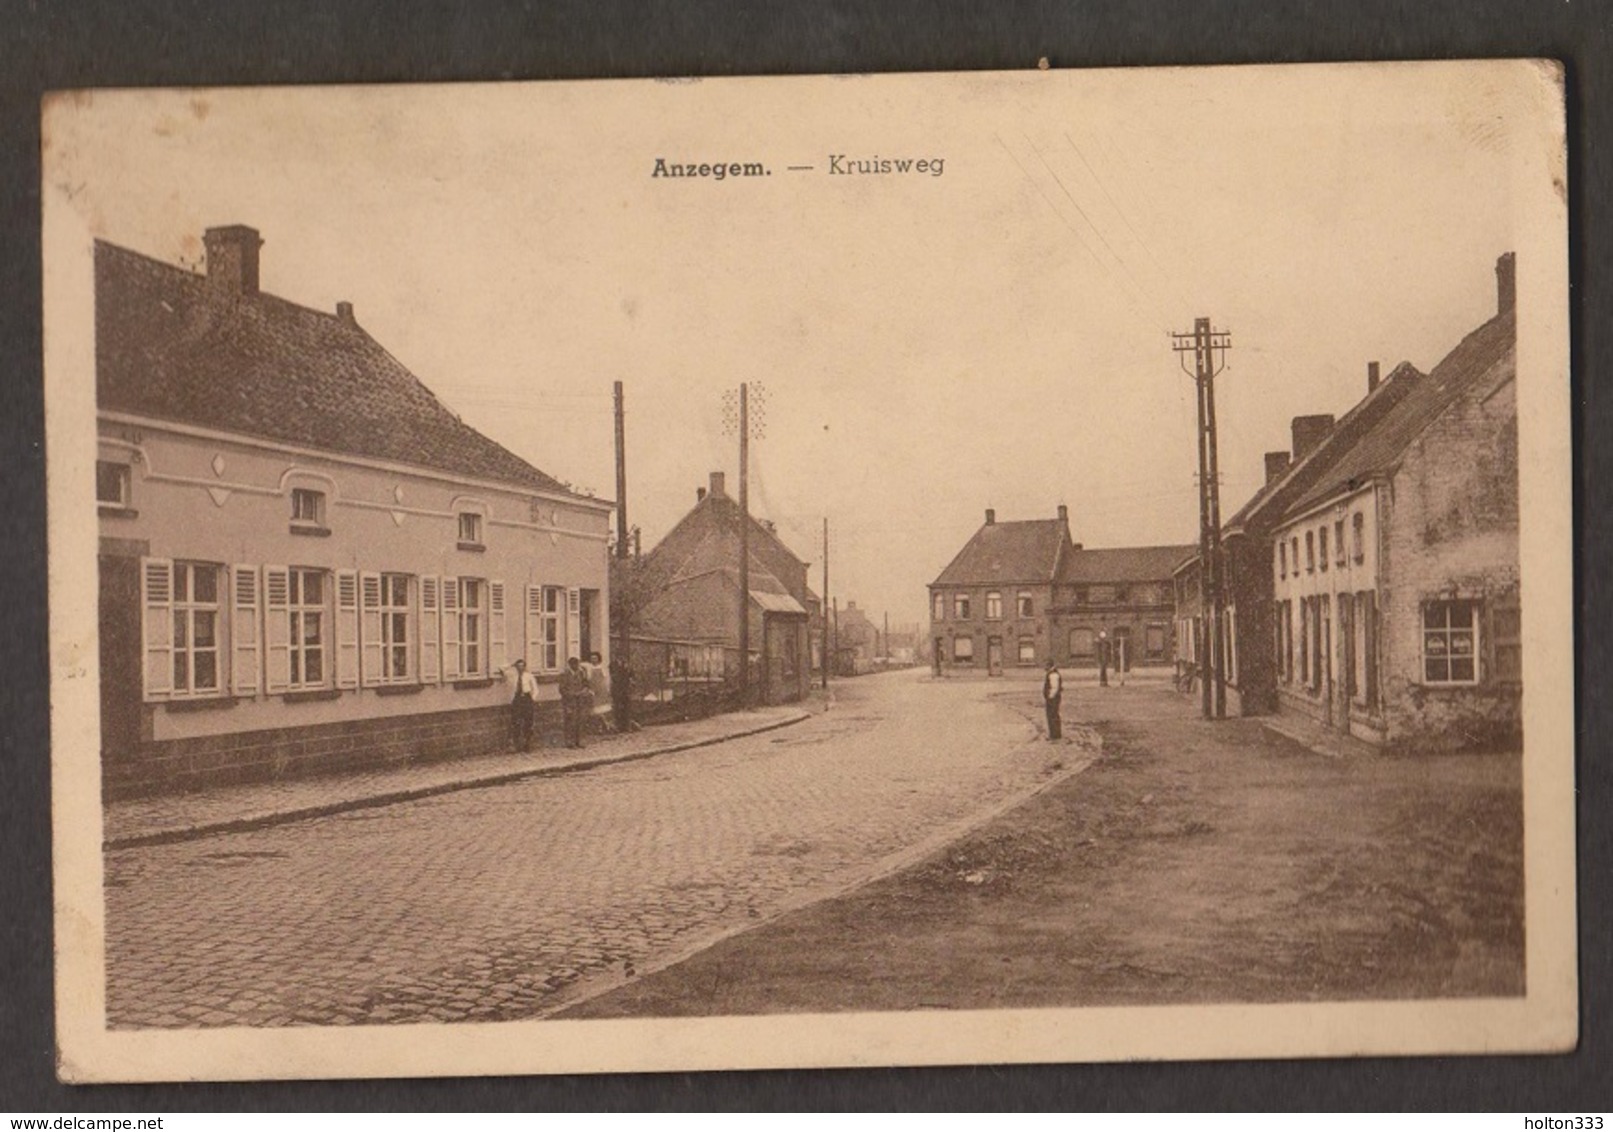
[
  {"x1": 1072, "y1": 587, "x2": 1089, "y2": 606},
  {"x1": 96, "y1": 460, "x2": 131, "y2": 509},
  {"x1": 954, "y1": 593, "x2": 971, "y2": 619},
  {"x1": 1017, "y1": 591, "x2": 1034, "y2": 617},
  {"x1": 172, "y1": 562, "x2": 221, "y2": 695},
  {"x1": 932, "y1": 592, "x2": 945, "y2": 621},
  {"x1": 1291, "y1": 537, "x2": 1300, "y2": 576},
  {"x1": 542, "y1": 585, "x2": 563, "y2": 670},
  {"x1": 952, "y1": 636, "x2": 974, "y2": 662},
  {"x1": 1278, "y1": 541, "x2": 1287, "y2": 579},
  {"x1": 458, "y1": 511, "x2": 484, "y2": 547},
  {"x1": 1089, "y1": 585, "x2": 1116, "y2": 605},
  {"x1": 1360, "y1": 593, "x2": 1378, "y2": 708},
  {"x1": 1145, "y1": 624, "x2": 1167, "y2": 659},
  {"x1": 288, "y1": 567, "x2": 328, "y2": 688},
  {"x1": 1423, "y1": 600, "x2": 1478, "y2": 684},
  {"x1": 1305, "y1": 532, "x2": 1315, "y2": 573},
  {"x1": 1334, "y1": 520, "x2": 1346, "y2": 567},
  {"x1": 1017, "y1": 637, "x2": 1036, "y2": 663},
  {"x1": 380, "y1": 574, "x2": 411, "y2": 681},
  {"x1": 291, "y1": 488, "x2": 326, "y2": 527},
  {"x1": 1298, "y1": 598, "x2": 1309, "y2": 685},
  {"x1": 985, "y1": 591, "x2": 1002, "y2": 620},
  {"x1": 1115, "y1": 586, "x2": 1130, "y2": 603},
  {"x1": 1069, "y1": 627, "x2": 1095, "y2": 657},
  {"x1": 1318, "y1": 526, "x2": 1329, "y2": 572},
  {"x1": 1352, "y1": 512, "x2": 1366, "y2": 564},
  {"x1": 456, "y1": 577, "x2": 485, "y2": 676}
]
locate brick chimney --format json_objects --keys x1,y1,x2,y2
[
  {"x1": 1264, "y1": 450, "x2": 1292, "y2": 484},
  {"x1": 336, "y1": 301, "x2": 355, "y2": 324},
  {"x1": 709, "y1": 471, "x2": 726, "y2": 498},
  {"x1": 1291, "y1": 414, "x2": 1335, "y2": 462},
  {"x1": 985, "y1": 508, "x2": 996, "y2": 525},
  {"x1": 203, "y1": 225, "x2": 262, "y2": 296},
  {"x1": 1496, "y1": 251, "x2": 1516, "y2": 316},
  {"x1": 1367, "y1": 361, "x2": 1381, "y2": 393},
  {"x1": 1057, "y1": 504, "x2": 1069, "y2": 525},
  {"x1": 696, "y1": 487, "x2": 707, "y2": 502}
]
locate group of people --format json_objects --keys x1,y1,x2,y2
[{"x1": 507, "y1": 652, "x2": 612, "y2": 752}]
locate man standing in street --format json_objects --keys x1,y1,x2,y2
[
  {"x1": 508, "y1": 658, "x2": 538, "y2": 752},
  {"x1": 559, "y1": 656, "x2": 590, "y2": 749},
  {"x1": 1043, "y1": 658, "x2": 1063, "y2": 741}
]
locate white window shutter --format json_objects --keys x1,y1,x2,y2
[
  {"x1": 230, "y1": 564, "x2": 260, "y2": 696},
  {"x1": 141, "y1": 557, "x2": 174, "y2": 699},
  {"x1": 441, "y1": 576, "x2": 462, "y2": 680},
  {"x1": 263, "y1": 565, "x2": 292, "y2": 693},
  {"x1": 566, "y1": 587, "x2": 582, "y2": 663},
  {"x1": 335, "y1": 569, "x2": 360, "y2": 690},
  {"x1": 489, "y1": 580, "x2": 507, "y2": 672},
  {"x1": 525, "y1": 584, "x2": 543, "y2": 669},
  {"x1": 419, "y1": 575, "x2": 440, "y2": 684},
  {"x1": 360, "y1": 572, "x2": 383, "y2": 688}
]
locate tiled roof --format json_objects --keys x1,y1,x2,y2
[
  {"x1": 1059, "y1": 544, "x2": 1198, "y2": 585},
  {"x1": 95, "y1": 239, "x2": 577, "y2": 496},
  {"x1": 1283, "y1": 313, "x2": 1515, "y2": 519},
  {"x1": 1222, "y1": 360, "x2": 1424, "y2": 535},
  {"x1": 931, "y1": 518, "x2": 1068, "y2": 586}
]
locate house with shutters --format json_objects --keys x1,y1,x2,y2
[
  {"x1": 95, "y1": 225, "x2": 613, "y2": 796},
  {"x1": 1268, "y1": 253, "x2": 1521, "y2": 752}
]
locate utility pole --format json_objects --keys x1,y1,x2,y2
[
  {"x1": 724, "y1": 382, "x2": 766, "y2": 707},
  {"x1": 612, "y1": 380, "x2": 631, "y2": 730},
  {"x1": 883, "y1": 611, "x2": 890, "y2": 662},
  {"x1": 1172, "y1": 316, "x2": 1233, "y2": 720},
  {"x1": 614, "y1": 382, "x2": 629, "y2": 558},
  {"x1": 821, "y1": 517, "x2": 830, "y2": 690}
]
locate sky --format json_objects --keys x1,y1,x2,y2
[{"x1": 47, "y1": 63, "x2": 1561, "y2": 629}]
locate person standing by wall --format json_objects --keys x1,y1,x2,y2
[
  {"x1": 587, "y1": 651, "x2": 611, "y2": 732},
  {"x1": 1043, "y1": 659, "x2": 1064, "y2": 741},
  {"x1": 559, "y1": 656, "x2": 590, "y2": 749},
  {"x1": 508, "y1": 659, "x2": 538, "y2": 752}
]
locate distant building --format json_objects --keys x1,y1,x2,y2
[
  {"x1": 632, "y1": 472, "x2": 813, "y2": 704},
  {"x1": 1268, "y1": 255, "x2": 1520, "y2": 752},
  {"x1": 927, "y1": 505, "x2": 1191, "y2": 671},
  {"x1": 1056, "y1": 543, "x2": 1197, "y2": 671},
  {"x1": 96, "y1": 226, "x2": 613, "y2": 796},
  {"x1": 835, "y1": 601, "x2": 878, "y2": 672}
]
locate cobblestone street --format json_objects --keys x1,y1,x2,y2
[{"x1": 104, "y1": 669, "x2": 1087, "y2": 1027}]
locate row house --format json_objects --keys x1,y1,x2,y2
[
  {"x1": 630, "y1": 472, "x2": 814, "y2": 704},
  {"x1": 96, "y1": 226, "x2": 613, "y2": 796},
  {"x1": 1270, "y1": 255, "x2": 1520, "y2": 752},
  {"x1": 1205, "y1": 361, "x2": 1424, "y2": 714},
  {"x1": 927, "y1": 506, "x2": 1191, "y2": 671}
]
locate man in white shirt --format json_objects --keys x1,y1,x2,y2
[
  {"x1": 509, "y1": 658, "x2": 539, "y2": 752},
  {"x1": 1043, "y1": 659, "x2": 1063, "y2": 741}
]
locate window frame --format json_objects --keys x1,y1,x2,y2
[
  {"x1": 1318, "y1": 526, "x2": 1329, "y2": 572},
  {"x1": 287, "y1": 566, "x2": 330, "y2": 690},
  {"x1": 381, "y1": 573, "x2": 412, "y2": 682},
  {"x1": 985, "y1": 591, "x2": 1003, "y2": 620},
  {"x1": 1352, "y1": 511, "x2": 1366, "y2": 564},
  {"x1": 457, "y1": 511, "x2": 485, "y2": 548},
  {"x1": 1017, "y1": 590, "x2": 1034, "y2": 618},
  {"x1": 96, "y1": 460, "x2": 132, "y2": 510},
  {"x1": 1334, "y1": 519, "x2": 1347, "y2": 567},
  {"x1": 1017, "y1": 636, "x2": 1036, "y2": 663},
  {"x1": 953, "y1": 593, "x2": 971, "y2": 620},
  {"x1": 171, "y1": 561, "x2": 223, "y2": 697},
  {"x1": 952, "y1": 635, "x2": 975, "y2": 662},
  {"x1": 932, "y1": 591, "x2": 945, "y2": 622},
  {"x1": 290, "y1": 488, "x2": 326, "y2": 527},
  {"x1": 1422, "y1": 599, "x2": 1480, "y2": 686},
  {"x1": 457, "y1": 576, "x2": 486, "y2": 677}
]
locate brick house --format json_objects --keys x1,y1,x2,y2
[
  {"x1": 1270, "y1": 254, "x2": 1520, "y2": 752},
  {"x1": 1199, "y1": 360, "x2": 1425, "y2": 714},
  {"x1": 1056, "y1": 543, "x2": 1197, "y2": 671},
  {"x1": 928, "y1": 505, "x2": 1191, "y2": 672},
  {"x1": 95, "y1": 226, "x2": 614, "y2": 796},
  {"x1": 631, "y1": 472, "x2": 814, "y2": 704},
  {"x1": 929, "y1": 507, "x2": 1074, "y2": 671}
]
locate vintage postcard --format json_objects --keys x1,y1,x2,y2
[{"x1": 43, "y1": 62, "x2": 1574, "y2": 1082}]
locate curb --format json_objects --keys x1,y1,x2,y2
[{"x1": 104, "y1": 711, "x2": 813, "y2": 851}]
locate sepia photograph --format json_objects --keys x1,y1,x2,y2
[{"x1": 42, "y1": 61, "x2": 1574, "y2": 1081}]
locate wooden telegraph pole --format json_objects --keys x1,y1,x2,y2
[
  {"x1": 1172, "y1": 317, "x2": 1233, "y2": 720},
  {"x1": 724, "y1": 383, "x2": 766, "y2": 707},
  {"x1": 821, "y1": 517, "x2": 830, "y2": 690}
]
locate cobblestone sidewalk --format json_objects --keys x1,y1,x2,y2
[{"x1": 103, "y1": 704, "x2": 813, "y2": 849}]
